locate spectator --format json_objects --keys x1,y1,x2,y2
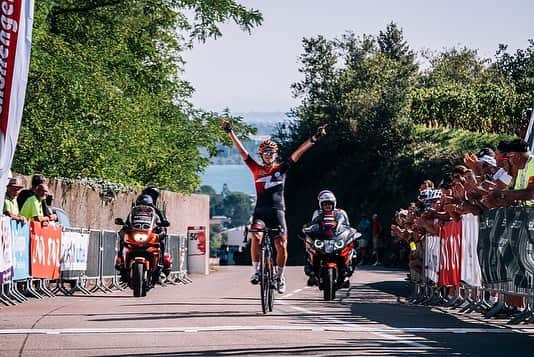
[
  {"x1": 357, "y1": 214, "x2": 371, "y2": 265},
  {"x1": 2, "y1": 177, "x2": 26, "y2": 224},
  {"x1": 489, "y1": 139, "x2": 534, "y2": 206},
  {"x1": 371, "y1": 213, "x2": 383, "y2": 266},
  {"x1": 20, "y1": 184, "x2": 55, "y2": 226},
  {"x1": 17, "y1": 174, "x2": 57, "y2": 223},
  {"x1": 17, "y1": 174, "x2": 45, "y2": 208}
]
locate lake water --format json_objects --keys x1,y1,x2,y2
[{"x1": 200, "y1": 165, "x2": 255, "y2": 195}]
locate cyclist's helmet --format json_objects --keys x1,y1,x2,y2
[
  {"x1": 317, "y1": 190, "x2": 336, "y2": 209},
  {"x1": 136, "y1": 194, "x2": 154, "y2": 206},
  {"x1": 258, "y1": 139, "x2": 279, "y2": 154},
  {"x1": 141, "y1": 186, "x2": 160, "y2": 205}
]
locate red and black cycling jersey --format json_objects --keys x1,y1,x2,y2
[{"x1": 244, "y1": 155, "x2": 294, "y2": 210}]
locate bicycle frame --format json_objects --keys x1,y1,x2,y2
[{"x1": 248, "y1": 225, "x2": 282, "y2": 314}]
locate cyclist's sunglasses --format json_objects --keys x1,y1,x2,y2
[{"x1": 262, "y1": 148, "x2": 276, "y2": 155}]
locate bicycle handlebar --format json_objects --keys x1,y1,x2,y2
[{"x1": 248, "y1": 226, "x2": 284, "y2": 235}]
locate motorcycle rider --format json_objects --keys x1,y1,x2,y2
[
  {"x1": 303, "y1": 190, "x2": 354, "y2": 286},
  {"x1": 115, "y1": 187, "x2": 170, "y2": 281}
]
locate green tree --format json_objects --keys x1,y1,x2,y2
[
  {"x1": 275, "y1": 25, "x2": 418, "y2": 264},
  {"x1": 14, "y1": 0, "x2": 260, "y2": 192},
  {"x1": 222, "y1": 191, "x2": 253, "y2": 227}
]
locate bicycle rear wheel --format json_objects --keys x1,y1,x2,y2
[
  {"x1": 260, "y1": 246, "x2": 270, "y2": 314},
  {"x1": 267, "y1": 250, "x2": 275, "y2": 312}
]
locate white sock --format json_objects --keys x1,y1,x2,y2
[
  {"x1": 277, "y1": 266, "x2": 285, "y2": 278},
  {"x1": 252, "y1": 261, "x2": 259, "y2": 272}
]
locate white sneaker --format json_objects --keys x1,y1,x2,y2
[
  {"x1": 277, "y1": 275, "x2": 286, "y2": 294},
  {"x1": 250, "y1": 271, "x2": 260, "y2": 285}
]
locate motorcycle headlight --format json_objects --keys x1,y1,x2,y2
[
  {"x1": 133, "y1": 233, "x2": 148, "y2": 242},
  {"x1": 324, "y1": 240, "x2": 334, "y2": 254},
  {"x1": 314, "y1": 240, "x2": 324, "y2": 249},
  {"x1": 334, "y1": 240, "x2": 344, "y2": 250}
]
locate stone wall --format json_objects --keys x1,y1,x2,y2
[{"x1": 15, "y1": 175, "x2": 209, "y2": 236}]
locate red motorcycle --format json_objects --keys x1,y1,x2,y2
[
  {"x1": 115, "y1": 205, "x2": 169, "y2": 297},
  {"x1": 303, "y1": 224, "x2": 361, "y2": 300}
]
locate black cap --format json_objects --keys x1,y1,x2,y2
[{"x1": 31, "y1": 174, "x2": 46, "y2": 187}]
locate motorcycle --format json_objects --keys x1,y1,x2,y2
[
  {"x1": 303, "y1": 223, "x2": 361, "y2": 301},
  {"x1": 115, "y1": 205, "x2": 169, "y2": 297}
]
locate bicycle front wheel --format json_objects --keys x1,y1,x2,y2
[{"x1": 260, "y1": 246, "x2": 271, "y2": 314}]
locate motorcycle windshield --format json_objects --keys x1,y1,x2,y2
[
  {"x1": 131, "y1": 206, "x2": 157, "y2": 230},
  {"x1": 324, "y1": 240, "x2": 335, "y2": 254}
]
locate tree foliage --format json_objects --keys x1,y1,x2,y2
[
  {"x1": 14, "y1": 0, "x2": 260, "y2": 192},
  {"x1": 198, "y1": 185, "x2": 253, "y2": 227},
  {"x1": 411, "y1": 47, "x2": 524, "y2": 133},
  {"x1": 275, "y1": 23, "x2": 418, "y2": 264}
]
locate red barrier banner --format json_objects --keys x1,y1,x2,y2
[
  {"x1": 439, "y1": 220, "x2": 462, "y2": 287},
  {"x1": 30, "y1": 222, "x2": 62, "y2": 279}
]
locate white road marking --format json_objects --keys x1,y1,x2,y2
[
  {"x1": 0, "y1": 325, "x2": 532, "y2": 335},
  {"x1": 276, "y1": 287, "x2": 423, "y2": 349}
]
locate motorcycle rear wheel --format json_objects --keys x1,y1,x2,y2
[{"x1": 132, "y1": 262, "x2": 144, "y2": 297}]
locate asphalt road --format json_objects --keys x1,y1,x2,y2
[{"x1": 1, "y1": 266, "x2": 533, "y2": 356}]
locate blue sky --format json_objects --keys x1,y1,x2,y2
[{"x1": 183, "y1": 0, "x2": 533, "y2": 113}]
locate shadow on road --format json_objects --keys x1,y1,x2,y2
[
  {"x1": 344, "y1": 280, "x2": 534, "y2": 356},
  {"x1": 105, "y1": 341, "x2": 440, "y2": 357}
]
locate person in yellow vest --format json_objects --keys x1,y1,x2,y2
[
  {"x1": 489, "y1": 139, "x2": 534, "y2": 206},
  {"x1": 3, "y1": 177, "x2": 26, "y2": 224},
  {"x1": 20, "y1": 183, "x2": 54, "y2": 226}
]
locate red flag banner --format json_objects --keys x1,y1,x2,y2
[{"x1": 0, "y1": 0, "x2": 34, "y2": 204}]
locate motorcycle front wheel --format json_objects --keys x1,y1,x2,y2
[
  {"x1": 322, "y1": 267, "x2": 336, "y2": 301},
  {"x1": 132, "y1": 262, "x2": 144, "y2": 297}
]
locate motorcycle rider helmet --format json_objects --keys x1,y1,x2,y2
[
  {"x1": 258, "y1": 139, "x2": 279, "y2": 155},
  {"x1": 136, "y1": 194, "x2": 154, "y2": 206},
  {"x1": 317, "y1": 190, "x2": 336, "y2": 209},
  {"x1": 141, "y1": 186, "x2": 160, "y2": 205}
]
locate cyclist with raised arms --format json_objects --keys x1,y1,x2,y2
[{"x1": 221, "y1": 119, "x2": 327, "y2": 293}]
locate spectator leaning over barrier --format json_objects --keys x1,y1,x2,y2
[
  {"x1": 3, "y1": 177, "x2": 26, "y2": 224},
  {"x1": 496, "y1": 140, "x2": 517, "y2": 185},
  {"x1": 20, "y1": 184, "x2": 55, "y2": 226},
  {"x1": 489, "y1": 139, "x2": 534, "y2": 207},
  {"x1": 17, "y1": 174, "x2": 58, "y2": 223},
  {"x1": 17, "y1": 173, "x2": 45, "y2": 208}
]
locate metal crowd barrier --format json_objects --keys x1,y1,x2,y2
[
  {"x1": 0, "y1": 220, "x2": 191, "y2": 306},
  {"x1": 166, "y1": 234, "x2": 191, "y2": 284},
  {"x1": 407, "y1": 208, "x2": 534, "y2": 324}
]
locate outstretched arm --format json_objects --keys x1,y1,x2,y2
[
  {"x1": 221, "y1": 119, "x2": 249, "y2": 161},
  {"x1": 290, "y1": 124, "x2": 328, "y2": 163}
]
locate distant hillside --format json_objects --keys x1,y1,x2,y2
[{"x1": 234, "y1": 112, "x2": 289, "y2": 123}]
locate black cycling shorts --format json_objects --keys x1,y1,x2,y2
[{"x1": 252, "y1": 207, "x2": 287, "y2": 238}]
